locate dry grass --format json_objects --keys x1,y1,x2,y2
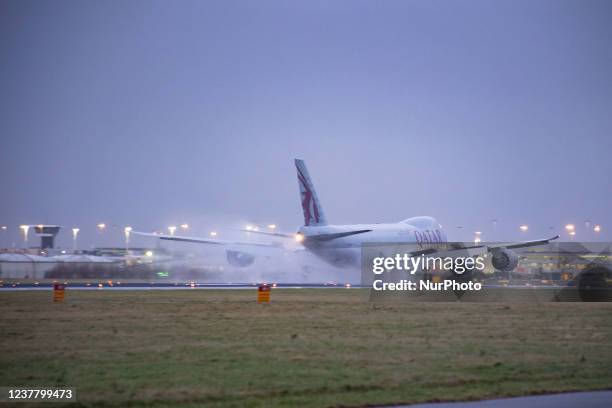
[{"x1": 1, "y1": 289, "x2": 611, "y2": 407}]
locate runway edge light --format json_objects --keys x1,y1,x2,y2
[
  {"x1": 257, "y1": 283, "x2": 271, "y2": 303},
  {"x1": 53, "y1": 282, "x2": 65, "y2": 303}
]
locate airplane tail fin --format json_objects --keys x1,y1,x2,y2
[{"x1": 295, "y1": 159, "x2": 327, "y2": 226}]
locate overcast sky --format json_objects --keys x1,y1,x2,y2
[{"x1": 1, "y1": 0, "x2": 611, "y2": 248}]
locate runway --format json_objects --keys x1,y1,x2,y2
[
  {"x1": 392, "y1": 391, "x2": 612, "y2": 408},
  {"x1": 0, "y1": 282, "x2": 354, "y2": 290},
  {"x1": 0, "y1": 281, "x2": 571, "y2": 291}
]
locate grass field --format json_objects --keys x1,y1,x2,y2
[{"x1": 1, "y1": 289, "x2": 611, "y2": 407}]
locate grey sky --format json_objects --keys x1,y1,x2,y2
[{"x1": 1, "y1": 0, "x2": 611, "y2": 248}]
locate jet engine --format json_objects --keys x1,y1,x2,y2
[
  {"x1": 226, "y1": 250, "x2": 255, "y2": 267},
  {"x1": 577, "y1": 265, "x2": 612, "y2": 302},
  {"x1": 491, "y1": 248, "x2": 519, "y2": 272}
]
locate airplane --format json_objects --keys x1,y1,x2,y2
[{"x1": 133, "y1": 159, "x2": 558, "y2": 273}]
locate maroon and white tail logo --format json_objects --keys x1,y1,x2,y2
[{"x1": 297, "y1": 168, "x2": 320, "y2": 226}]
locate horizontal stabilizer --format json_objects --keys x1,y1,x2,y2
[
  {"x1": 307, "y1": 229, "x2": 372, "y2": 242},
  {"x1": 237, "y1": 229, "x2": 295, "y2": 239}
]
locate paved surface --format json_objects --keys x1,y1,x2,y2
[
  {"x1": 391, "y1": 391, "x2": 612, "y2": 407},
  {"x1": 0, "y1": 283, "x2": 353, "y2": 290}
]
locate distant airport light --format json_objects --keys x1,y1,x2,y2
[
  {"x1": 519, "y1": 225, "x2": 528, "y2": 232},
  {"x1": 96, "y1": 224, "x2": 107, "y2": 246},
  {"x1": 124, "y1": 227, "x2": 132, "y2": 249},
  {"x1": 594, "y1": 225, "x2": 602, "y2": 233},
  {"x1": 475, "y1": 231, "x2": 482, "y2": 235},
  {"x1": 19, "y1": 225, "x2": 30, "y2": 244},
  {"x1": 145, "y1": 250, "x2": 154, "y2": 257},
  {"x1": 180, "y1": 224, "x2": 189, "y2": 230},
  {"x1": 245, "y1": 225, "x2": 254, "y2": 231},
  {"x1": 474, "y1": 237, "x2": 481, "y2": 244},
  {"x1": 72, "y1": 228, "x2": 80, "y2": 250},
  {"x1": 295, "y1": 233, "x2": 304, "y2": 243},
  {"x1": 268, "y1": 224, "x2": 277, "y2": 230},
  {"x1": 168, "y1": 226, "x2": 177, "y2": 236},
  {"x1": 564, "y1": 224, "x2": 575, "y2": 232},
  {"x1": 210, "y1": 231, "x2": 218, "y2": 237},
  {"x1": 253, "y1": 226, "x2": 259, "y2": 232},
  {"x1": 569, "y1": 231, "x2": 576, "y2": 236},
  {"x1": 1, "y1": 226, "x2": 6, "y2": 230}
]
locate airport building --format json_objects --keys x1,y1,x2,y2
[
  {"x1": 0, "y1": 253, "x2": 56, "y2": 279},
  {"x1": 33, "y1": 225, "x2": 62, "y2": 249},
  {"x1": 515, "y1": 242, "x2": 612, "y2": 282}
]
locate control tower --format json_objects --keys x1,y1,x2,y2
[{"x1": 32, "y1": 225, "x2": 62, "y2": 249}]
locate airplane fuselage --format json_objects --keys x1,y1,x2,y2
[{"x1": 298, "y1": 216, "x2": 447, "y2": 267}]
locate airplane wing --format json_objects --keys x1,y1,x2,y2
[
  {"x1": 487, "y1": 236, "x2": 560, "y2": 250},
  {"x1": 237, "y1": 228, "x2": 373, "y2": 241},
  {"x1": 405, "y1": 235, "x2": 560, "y2": 257},
  {"x1": 131, "y1": 231, "x2": 282, "y2": 248}
]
